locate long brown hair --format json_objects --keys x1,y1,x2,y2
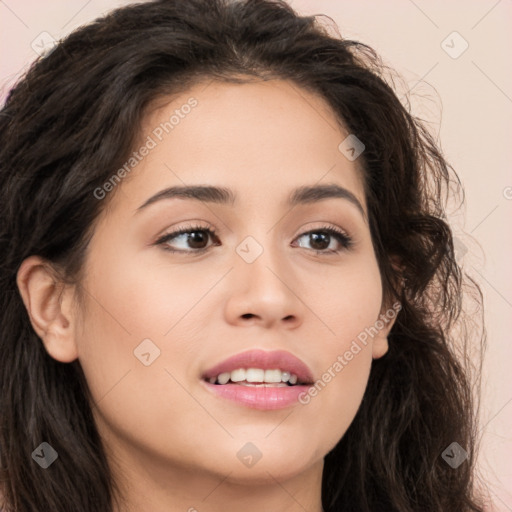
[{"x1": 0, "y1": 0, "x2": 486, "y2": 510}]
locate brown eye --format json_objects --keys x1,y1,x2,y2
[
  {"x1": 156, "y1": 225, "x2": 219, "y2": 253},
  {"x1": 294, "y1": 227, "x2": 353, "y2": 254}
]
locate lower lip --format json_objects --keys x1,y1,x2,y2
[{"x1": 201, "y1": 381, "x2": 311, "y2": 410}]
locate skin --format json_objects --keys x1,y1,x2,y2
[{"x1": 17, "y1": 79, "x2": 397, "y2": 512}]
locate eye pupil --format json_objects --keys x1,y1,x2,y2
[
  {"x1": 187, "y1": 231, "x2": 209, "y2": 249},
  {"x1": 310, "y1": 233, "x2": 329, "y2": 250}
]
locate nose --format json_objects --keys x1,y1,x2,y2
[{"x1": 223, "y1": 238, "x2": 305, "y2": 330}]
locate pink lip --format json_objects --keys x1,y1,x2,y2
[
  {"x1": 201, "y1": 349, "x2": 314, "y2": 384},
  {"x1": 201, "y1": 381, "x2": 312, "y2": 410},
  {"x1": 200, "y1": 349, "x2": 314, "y2": 411}
]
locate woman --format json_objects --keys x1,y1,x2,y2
[{"x1": 0, "y1": 0, "x2": 486, "y2": 510}]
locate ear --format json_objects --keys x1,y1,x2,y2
[
  {"x1": 371, "y1": 255, "x2": 404, "y2": 359},
  {"x1": 371, "y1": 299, "x2": 401, "y2": 359},
  {"x1": 372, "y1": 301, "x2": 402, "y2": 359},
  {"x1": 16, "y1": 255, "x2": 79, "y2": 362}
]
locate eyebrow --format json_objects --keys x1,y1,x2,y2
[{"x1": 135, "y1": 183, "x2": 366, "y2": 220}]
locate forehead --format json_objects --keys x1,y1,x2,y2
[
  {"x1": 107, "y1": 79, "x2": 366, "y2": 215},
  {"x1": 142, "y1": 78, "x2": 349, "y2": 158}
]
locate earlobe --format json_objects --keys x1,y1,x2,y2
[
  {"x1": 16, "y1": 255, "x2": 79, "y2": 363},
  {"x1": 372, "y1": 258, "x2": 404, "y2": 360},
  {"x1": 372, "y1": 342, "x2": 388, "y2": 359},
  {"x1": 371, "y1": 301, "x2": 400, "y2": 359}
]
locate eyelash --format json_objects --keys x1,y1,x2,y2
[{"x1": 154, "y1": 223, "x2": 354, "y2": 255}]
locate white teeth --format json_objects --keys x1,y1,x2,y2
[
  {"x1": 230, "y1": 368, "x2": 246, "y2": 382},
  {"x1": 264, "y1": 369, "x2": 282, "y2": 383},
  {"x1": 239, "y1": 382, "x2": 288, "y2": 388},
  {"x1": 217, "y1": 372, "x2": 231, "y2": 385},
  {"x1": 209, "y1": 368, "x2": 300, "y2": 385},
  {"x1": 245, "y1": 368, "x2": 265, "y2": 382}
]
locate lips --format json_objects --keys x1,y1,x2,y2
[
  {"x1": 200, "y1": 349, "x2": 315, "y2": 410},
  {"x1": 201, "y1": 349, "x2": 315, "y2": 385}
]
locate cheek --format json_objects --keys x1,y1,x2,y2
[
  {"x1": 302, "y1": 249, "x2": 383, "y2": 342},
  {"x1": 73, "y1": 250, "x2": 217, "y2": 433},
  {"x1": 73, "y1": 279, "x2": 206, "y2": 461},
  {"x1": 293, "y1": 253, "x2": 382, "y2": 439},
  {"x1": 77, "y1": 243, "x2": 215, "y2": 348}
]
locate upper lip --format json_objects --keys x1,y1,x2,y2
[{"x1": 202, "y1": 349, "x2": 315, "y2": 384}]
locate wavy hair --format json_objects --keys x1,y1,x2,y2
[{"x1": 0, "y1": 0, "x2": 486, "y2": 510}]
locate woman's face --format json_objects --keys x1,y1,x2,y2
[{"x1": 65, "y1": 80, "x2": 395, "y2": 489}]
